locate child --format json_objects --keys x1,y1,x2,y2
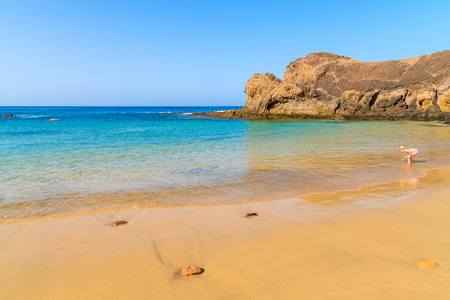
[{"x1": 398, "y1": 146, "x2": 419, "y2": 164}]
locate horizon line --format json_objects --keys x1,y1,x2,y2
[{"x1": 0, "y1": 105, "x2": 245, "y2": 107}]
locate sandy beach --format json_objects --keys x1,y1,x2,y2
[
  {"x1": 2, "y1": 1, "x2": 450, "y2": 299},
  {"x1": 1, "y1": 166, "x2": 449, "y2": 299}
]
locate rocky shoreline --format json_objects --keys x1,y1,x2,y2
[
  {"x1": 194, "y1": 109, "x2": 450, "y2": 123},
  {"x1": 195, "y1": 51, "x2": 450, "y2": 124}
]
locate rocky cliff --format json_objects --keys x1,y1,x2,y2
[{"x1": 199, "y1": 51, "x2": 450, "y2": 122}]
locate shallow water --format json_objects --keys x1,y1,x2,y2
[{"x1": 1, "y1": 106, "x2": 449, "y2": 223}]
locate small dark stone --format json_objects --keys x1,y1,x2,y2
[
  {"x1": 441, "y1": 115, "x2": 450, "y2": 125},
  {"x1": 110, "y1": 220, "x2": 128, "y2": 227},
  {"x1": 246, "y1": 213, "x2": 258, "y2": 218},
  {"x1": 426, "y1": 105, "x2": 441, "y2": 113}
]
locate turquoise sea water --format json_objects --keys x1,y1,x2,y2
[{"x1": 1, "y1": 106, "x2": 449, "y2": 223}]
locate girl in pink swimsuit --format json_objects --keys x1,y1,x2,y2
[{"x1": 398, "y1": 146, "x2": 419, "y2": 164}]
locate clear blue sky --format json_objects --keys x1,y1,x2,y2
[{"x1": 1, "y1": 0, "x2": 449, "y2": 106}]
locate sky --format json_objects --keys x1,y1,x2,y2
[{"x1": 0, "y1": 0, "x2": 449, "y2": 106}]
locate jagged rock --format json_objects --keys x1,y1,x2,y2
[
  {"x1": 197, "y1": 50, "x2": 450, "y2": 122},
  {"x1": 341, "y1": 90, "x2": 362, "y2": 102},
  {"x1": 358, "y1": 90, "x2": 379, "y2": 111},
  {"x1": 405, "y1": 90, "x2": 418, "y2": 110},
  {"x1": 438, "y1": 92, "x2": 450, "y2": 112},
  {"x1": 339, "y1": 98, "x2": 362, "y2": 115},
  {"x1": 373, "y1": 89, "x2": 408, "y2": 111},
  {"x1": 244, "y1": 73, "x2": 281, "y2": 113},
  {"x1": 181, "y1": 265, "x2": 202, "y2": 276},
  {"x1": 437, "y1": 81, "x2": 450, "y2": 112},
  {"x1": 2, "y1": 114, "x2": 14, "y2": 118},
  {"x1": 417, "y1": 88, "x2": 437, "y2": 109}
]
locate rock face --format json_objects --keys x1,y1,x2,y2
[{"x1": 199, "y1": 51, "x2": 450, "y2": 122}]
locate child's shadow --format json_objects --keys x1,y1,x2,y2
[{"x1": 414, "y1": 160, "x2": 426, "y2": 163}]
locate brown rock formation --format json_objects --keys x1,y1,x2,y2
[
  {"x1": 438, "y1": 81, "x2": 450, "y2": 111},
  {"x1": 197, "y1": 51, "x2": 450, "y2": 122},
  {"x1": 181, "y1": 265, "x2": 203, "y2": 276}
]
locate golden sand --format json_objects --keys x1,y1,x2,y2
[{"x1": 1, "y1": 167, "x2": 449, "y2": 299}]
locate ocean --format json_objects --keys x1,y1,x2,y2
[{"x1": 1, "y1": 106, "x2": 449, "y2": 224}]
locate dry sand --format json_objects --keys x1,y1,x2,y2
[{"x1": 1, "y1": 167, "x2": 449, "y2": 299}]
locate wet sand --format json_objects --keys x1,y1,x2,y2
[{"x1": 1, "y1": 167, "x2": 449, "y2": 299}]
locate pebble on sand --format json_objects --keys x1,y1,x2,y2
[
  {"x1": 417, "y1": 259, "x2": 438, "y2": 270},
  {"x1": 181, "y1": 265, "x2": 202, "y2": 277},
  {"x1": 110, "y1": 220, "x2": 128, "y2": 227},
  {"x1": 246, "y1": 213, "x2": 258, "y2": 218}
]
